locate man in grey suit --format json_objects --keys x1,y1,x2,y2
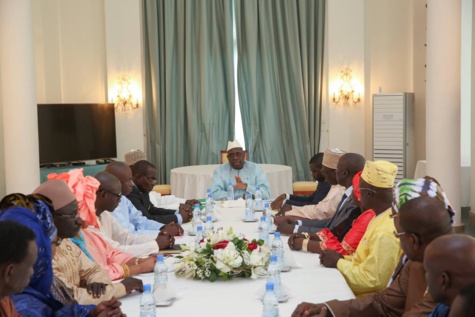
[{"x1": 277, "y1": 153, "x2": 365, "y2": 247}]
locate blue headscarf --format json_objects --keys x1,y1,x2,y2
[
  {"x1": 0, "y1": 199, "x2": 95, "y2": 317},
  {"x1": 0, "y1": 206, "x2": 54, "y2": 294}
]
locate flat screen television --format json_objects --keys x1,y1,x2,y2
[{"x1": 37, "y1": 103, "x2": 117, "y2": 165}]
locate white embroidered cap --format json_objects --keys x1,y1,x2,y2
[{"x1": 227, "y1": 140, "x2": 243, "y2": 151}]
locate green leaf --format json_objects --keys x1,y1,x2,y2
[{"x1": 209, "y1": 271, "x2": 217, "y2": 282}]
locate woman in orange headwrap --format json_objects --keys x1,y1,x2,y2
[{"x1": 289, "y1": 172, "x2": 375, "y2": 255}]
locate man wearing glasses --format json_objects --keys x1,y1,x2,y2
[
  {"x1": 105, "y1": 162, "x2": 183, "y2": 237},
  {"x1": 293, "y1": 176, "x2": 455, "y2": 317},
  {"x1": 318, "y1": 160, "x2": 401, "y2": 297},
  {"x1": 127, "y1": 160, "x2": 199, "y2": 225},
  {"x1": 210, "y1": 140, "x2": 271, "y2": 200}
]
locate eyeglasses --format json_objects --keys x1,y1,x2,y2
[
  {"x1": 359, "y1": 187, "x2": 378, "y2": 194},
  {"x1": 101, "y1": 188, "x2": 122, "y2": 199},
  {"x1": 145, "y1": 175, "x2": 157, "y2": 185},
  {"x1": 227, "y1": 152, "x2": 244, "y2": 158},
  {"x1": 393, "y1": 230, "x2": 411, "y2": 239},
  {"x1": 52, "y1": 237, "x2": 62, "y2": 247}
]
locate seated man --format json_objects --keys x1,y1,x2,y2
[
  {"x1": 288, "y1": 172, "x2": 375, "y2": 256},
  {"x1": 105, "y1": 161, "x2": 183, "y2": 236},
  {"x1": 277, "y1": 152, "x2": 364, "y2": 234},
  {"x1": 319, "y1": 160, "x2": 401, "y2": 296},
  {"x1": 93, "y1": 172, "x2": 174, "y2": 257},
  {"x1": 0, "y1": 221, "x2": 36, "y2": 317},
  {"x1": 32, "y1": 180, "x2": 143, "y2": 305},
  {"x1": 424, "y1": 235, "x2": 475, "y2": 317},
  {"x1": 210, "y1": 140, "x2": 271, "y2": 200},
  {"x1": 276, "y1": 148, "x2": 346, "y2": 221},
  {"x1": 128, "y1": 160, "x2": 196, "y2": 225},
  {"x1": 292, "y1": 176, "x2": 454, "y2": 317},
  {"x1": 46, "y1": 169, "x2": 159, "y2": 281},
  {"x1": 0, "y1": 201, "x2": 126, "y2": 317},
  {"x1": 124, "y1": 149, "x2": 195, "y2": 210},
  {"x1": 271, "y1": 153, "x2": 331, "y2": 209}
]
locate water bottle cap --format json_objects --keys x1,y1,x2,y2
[
  {"x1": 206, "y1": 215, "x2": 212, "y2": 221},
  {"x1": 228, "y1": 182, "x2": 233, "y2": 185},
  {"x1": 256, "y1": 186, "x2": 260, "y2": 190},
  {"x1": 207, "y1": 188, "x2": 211, "y2": 193},
  {"x1": 265, "y1": 202, "x2": 270, "y2": 208},
  {"x1": 270, "y1": 254, "x2": 277, "y2": 262},
  {"x1": 157, "y1": 254, "x2": 164, "y2": 261},
  {"x1": 266, "y1": 282, "x2": 274, "y2": 291},
  {"x1": 194, "y1": 203, "x2": 199, "y2": 207},
  {"x1": 247, "y1": 194, "x2": 252, "y2": 199},
  {"x1": 207, "y1": 193, "x2": 212, "y2": 198},
  {"x1": 274, "y1": 232, "x2": 281, "y2": 237},
  {"x1": 260, "y1": 216, "x2": 266, "y2": 221},
  {"x1": 197, "y1": 225, "x2": 203, "y2": 231},
  {"x1": 143, "y1": 284, "x2": 152, "y2": 292}
]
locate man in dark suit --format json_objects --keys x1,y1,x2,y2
[
  {"x1": 277, "y1": 153, "x2": 365, "y2": 239},
  {"x1": 127, "y1": 160, "x2": 197, "y2": 225},
  {"x1": 270, "y1": 153, "x2": 331, "y2": 210}
]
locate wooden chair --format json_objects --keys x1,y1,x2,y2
[
  {"x1": 220, "y1": 150, "x2": 248, "y2": 164},
  {"x1": 153, "y1": 184, "x2": 171, "y2": 195},
  {"x1": 292, "y1": 181, "x2": 318, "y2": 196}
]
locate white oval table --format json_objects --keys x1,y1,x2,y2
[
  {"x1": 119, "y1": 205, "x2": 355, "y2": 316},
  {"x1": 170, "y1": 164, "x2": 293, "y2": 199}
]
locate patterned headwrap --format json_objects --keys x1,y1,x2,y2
[
  {"x1": 0, "y1": 206, "x2": 55, "y2": 295},
  {"x1": 47, "y1": 168, "x2": 101, "y2": 229},
  {"x1": 393, "y1": 176, "x2": 455, "y2": 223},
  {"x1": 322, "y1": 148, "x2": 345, "y2": 169},
  {"x1": 352, "y1": 171, "x2": 363, "y2": 201},
  {"x1": 0, "y1": 193, "x2": 57, "y2": 242}
]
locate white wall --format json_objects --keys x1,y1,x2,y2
[
  {"x1": 104, "y1": 0, "x2": 145, "y2": 160},
  {"x1": 324, "y1": 0, "x2": 416, "y2": 164},
  {"x1": 462, "y1": 0, "x2": 472, "y2": 168},
  {"x1": 324, "y1": 0, "x2": 366, "y2": 155},
  {"x1": 32, "y1": 0, "x2": 144, "y2": 162}
]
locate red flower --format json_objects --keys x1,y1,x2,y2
[
  {"x1": 247, "y1": 242, "x2": 259, "y2": 251},
  {"x1": 214, "y1": 240, "x2": 229, "y2": 250}
]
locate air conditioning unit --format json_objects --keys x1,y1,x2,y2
[{"x1": 372, "y1": 93, "x2": 415, "y2": 181}]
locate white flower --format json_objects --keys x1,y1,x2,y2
[{"x1": 214, "y1": 242, "x2": 243, "y2": 271}]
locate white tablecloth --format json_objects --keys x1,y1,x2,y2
[
  {"x1": 120, "y1": 206, "x2": 355, "y2": 316},
  {"x1": 170, "y1": 164, "x2": 293, "y2": 199}
]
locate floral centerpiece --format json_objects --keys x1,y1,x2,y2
[{"x1": 174, "y1": 228, "x2": 271, "y2": 282}]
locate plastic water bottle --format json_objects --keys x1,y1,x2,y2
[
  {"x1": 204, "y1": 215, "x2": 214, "y2": 234},
  {"x1": 195, "y1": 225, "x2": 203, "y2": 245},
  {"x1": 205, "y1": 192, "x2": 214, "y2": 219},
  {"x1": 255, "y1": 186, "x2": 263, "y2": 211},
  {"x1": 153, "y1": 255, "x2": 168, "y2": 304},
  {"x1": 227, "y1": 182, "x2": 234, "y2": 200},
  {"x1": 272, "y1": 232, "x2": 285, "y2": 271},
  {"x1": 267, "y1": 255, "x2": 281, "y2": 300},
  {"x1": 245, "y1": 194, "x2": 254, "y2": 221},
  {"x1": 258, "y1": 216, "x2": 269, "y2": 243},
  {"x1": 192, "y1": 203, "x2": 202, "y2": 233},
  {"x1": 262, "y1": 282, "x2": 279, "y2": 317},
  {"x1": 265, "y1": 203, "x2": 274, "y2": 233},
  {"x1": 140, "y1": 284, "x2": 156, "y2": 317}
]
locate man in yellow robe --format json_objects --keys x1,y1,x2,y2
[{"x1": 320, "y1": 160, "x2": 401, "y2": 296}]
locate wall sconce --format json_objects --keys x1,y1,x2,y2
[
  {"x1": 114, "y1": 74, "x2": 139, "y2": 112},
  {"x1": 332, "y1": 68, "x2": 361, "y2": 105}
]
